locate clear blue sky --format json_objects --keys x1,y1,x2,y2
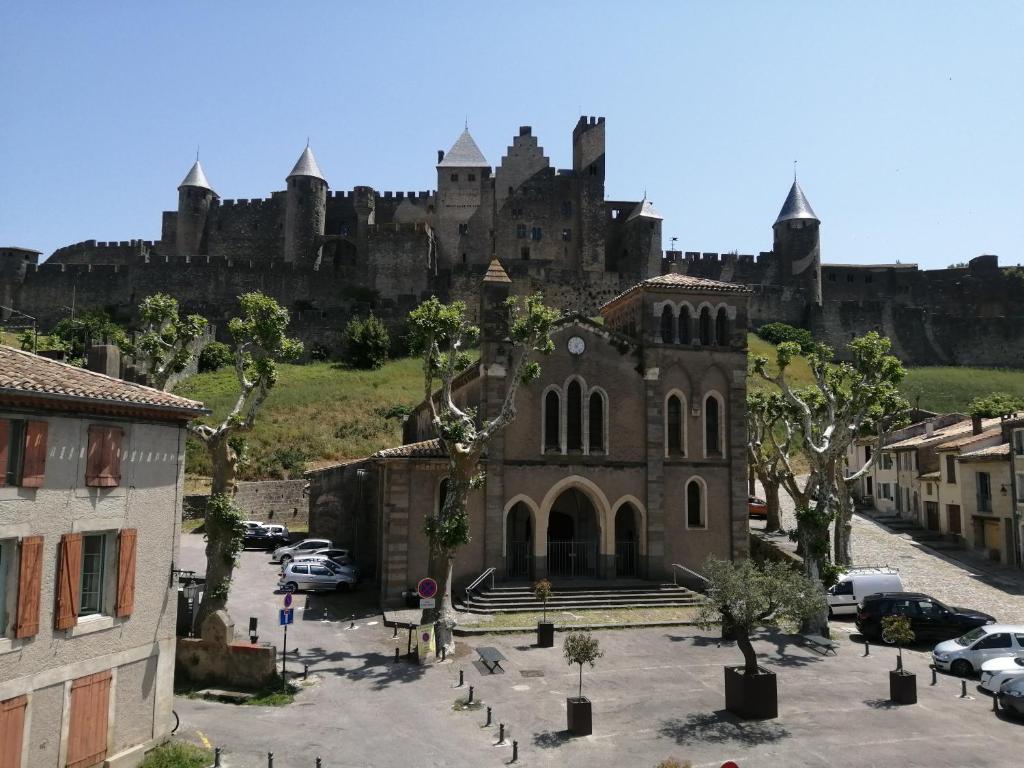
[{"x1": 2, "y1": 2, "x2": 1021, "y2": 268}]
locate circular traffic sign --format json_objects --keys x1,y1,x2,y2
[
  {"x1": 283, "y1": 592, "x2": 293, "y2": 608},
  {"x1": 417, "y1": 577, "x2": 438, "y2": 599},
  {"x1": 721, "y1": 762, "x2": 739, "y2": 768}
]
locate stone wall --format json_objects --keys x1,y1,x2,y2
[{"x1": 185, "y1": 479, "x2": 309, "y2": 526}]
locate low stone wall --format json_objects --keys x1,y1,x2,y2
[
  {"x1": 749, "y1": 531, "x2": 803, "y2": 570},
  {"x1": 184, "y1": 479, "x2": 309, "y2": 525},
  {"x1": 175, "y1": 611, "x2": 277, "y2": 690}
]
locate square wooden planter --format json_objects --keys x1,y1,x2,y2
[
  {"x1": 566, "y1": 697, "x2": 592, "y2": 736},
  {"x1": 537, "y1": 622, "x2": 555, "y2": 648},
  {"x1": 724, "y1": 665, "x2": 778, "y2": 720},
  {"x1": 889, "y1": 670, "x2": 917, "y2": 704}
]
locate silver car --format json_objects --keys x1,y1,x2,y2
[
  {"x1": 272, "y1": 538, "x2": 333, "y2": 564},
  {"x1": 278, "y1": 561, "x2": 356, "y2": 593}
]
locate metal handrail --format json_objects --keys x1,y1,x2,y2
[
  {"x1": 465, "y1": 566, "x2": 496, "y2": 598},
  {"x1": 671, "y1": 563, "x2": 710, "y2": 588}
]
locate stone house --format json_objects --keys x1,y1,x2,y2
[
  {"x1": 957, "y1": 443, "x2": 1014, "y2": 563},
  {"x1": 0, "y1": 346, "x2": 204, "y2": 767},
  {"x1": 309, "y1": 262, "x2": 751, "y2": 605}
]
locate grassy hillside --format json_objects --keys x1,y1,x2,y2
[{"x1": 174, "y1": 336, "x2": 1024, "y2": 479}]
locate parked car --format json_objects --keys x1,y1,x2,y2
[
  {"x1": 289, "y1": 553, "x2": 361, "y2": 581},
  {"x1": 981, "y1": 656, "x2": 1024, "y2": 693},
  {"x1": 931, "y1": 624, "x2": 1024, "y2": 677},
  {"x1": 827, "y1": 567, "x2": 903, "y2": 617},
  {"x1": 997, "y1": 675, "x2": 1024, "y2": 719},
  {"x1": 242, "y1": 522, "x2": 268, "y2": 548},
  {"x1": 272, "y1": 538, "x2": 333, "y2": 564},
  {"x1": 259, "y1": 524, "x2": 291, "y2": 548},
  {"x1": 278, "y1": 561, "x2": 357, "y2": 593},
  {"x1": 748, "y1": 497, "x2": 768, "y2": 519},
  {"x1": 310, "y1": 547, "x2": 354, "y2": 566},
  {"x1": 855, "y1": 592, "x2": 995, "y2": 642}
]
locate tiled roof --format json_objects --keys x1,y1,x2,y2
[
  {"x1": 179, "y1": 160, "x2": 216, "y2": 194},
  {"x1": 775, "y1": 180, "x2": 819, "y2": 225},
  {"x1": 372, "y1": 439, "x2": 446, "y2": 459},
  {"x1": 483, "y1": 258, "x2": 511, "y2": 284},
  {"x1": 934, "y1": 426, "x2": 1002, "y2": 450},
  {"x1": 602, "y1": 271, "x2": 751, "y2": 312},
  {"x1": 626, "y1": 197, "x2": 663, "y2": 222},
  {"x1": 886, "y1": 419, "x2": 999, "y2": 450},
  {"x1": 0, "y1": 345, "x2": 206, "y2": 415},
  {"x1": 287, "y1": 146, "x2": 327, "y2": 182},
  {"x1": 437, "y1": 129, "x2": 488, "y2": 168},
  {"x1": 959, "y1": 443, "x2": 1011, "y2": 461}
]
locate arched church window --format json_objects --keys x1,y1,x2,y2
[
  {"x1": 678, "y1": 306, "x2": 691, "y2": 344},
  {"x1": 667, "y1": 395, "x2": 684, "y2": 456},
  {"x1": 704, "y1": 394, "x2": 723, "y2": 457},
  {"x1": 660, "y1": 306, "x2": 675, "y2": 344},
  {"x1": 567, "y1": 381, "x2": 583, "y2": 451},
  {"x1": 686, "y1": 479, "x2": 706, "y2": 528},
  {"x1": 716, "y1": 307, "x2": 729, "y2": 346},
  {"x1": 544, "y1": 391, "x2": 560, "y2": 453},
  {"x1": 699, "y1": 308, "x2": 712, "y2": 346},
  {"x1": 588, "y1": 392, "x2": 605, "y2": 453},
  {"x1": 438, "y1": 478, "x2": 450, "y2": 516}
]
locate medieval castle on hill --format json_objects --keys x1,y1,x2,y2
[{"x1": 2, "y1": 115, "x2": 1021, "y2": 367}]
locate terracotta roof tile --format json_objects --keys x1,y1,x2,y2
[
  {"x1": 372, "y1": 439, "x2": 446, "y2": 459},
  {"x1": 934, "y1": 426, "x2": 1003, "y2": 450},
  {"x1": 959, "y1": 443, "x2": 1011, "y2": 461},
  {"x1": 602, "y1": 271, "x2": 751, "y2": 312},
  {"x1": 0, "y1": 345, "x2": 205, "y2": 414}
]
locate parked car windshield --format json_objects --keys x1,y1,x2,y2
[{"x1": 955, "y1": 627, "x2": 988, "y2": 646}]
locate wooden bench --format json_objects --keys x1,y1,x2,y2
[
  {"x1": 476, "y1": 646, "x2": 507, "y2": 674},
  {"x1": 802, "y1": 634, "x2": 840, "y2": 655}
]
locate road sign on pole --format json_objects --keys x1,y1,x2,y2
[
  {"x1": 283, "y1": 592, "x2": 293, "y2": 609},
  {"x1": 279, "y1": 608, "x2": 294, "y2": 626},
  {"x1": 417, "y1": 577, "x2": 438, "y2": 599},
  {"x1": 419, "y1": 598, "x2": 436, "y2": 610}
]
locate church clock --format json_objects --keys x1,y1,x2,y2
[{"x1": 568, "y1": 336, "x2": 586, "y2": 355}]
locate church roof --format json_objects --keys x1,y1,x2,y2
[
  {"x1": 438, "y1": 129, "x2": 489, "y2": 168},
  {"x1": 602, "y1": 272, "x2": 751, "y2": 313},
  {"x1": 626, "y1": 197, "x2": 663, "y2": 222},
  {"x1": 287, "y1": 146, "x2": 327, "y2": 182},
  {"x1": 483, "y1": 258, "x2": 512, "y2": 284},
  {"x1": 178, "y1": 160, "x2": 216, "y2": 194},
  {"x1": 373, "y1": 438, "x2": 446, "y2": 459},
  {"x1": 775, "y1": 181, "x2": 819, "y2": 225}
]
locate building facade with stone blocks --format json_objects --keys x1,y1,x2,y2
[
  {"x1": 0, "y1": 346, "x2": 205, "y2": 768},
  {"x1": 308, "y1": 264, "x2": 750, "y2": 606}
]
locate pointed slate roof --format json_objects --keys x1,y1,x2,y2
[
  {"x1": 178, "y1": 160, "x2": 216, "y2": 194},
  {"x1": 775, "y1": 180, "x2": 819, "y2": 225},
  {"x1": 483, "y1": 258, "x2": 512, "y2": 284},
  {"x1": 287, "y1": 146, "x2": 327, "y2": 183},
  {"x1": 626, "y1": 196, "x2": 663, "y2": 222},
  {"x1": 438, "y1": 128, "x2": 489, "y2": 168}
]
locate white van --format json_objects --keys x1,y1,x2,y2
[{"x1": 827, "y1": 567, "x2": 903, "y2": 616}]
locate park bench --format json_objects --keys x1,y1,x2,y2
[
  {"x1": 476, "y1": 646, "x2": 507, "y2": 674},
  {"x1": 801, "y1": 634, "x2": 840, "y2": 655}
]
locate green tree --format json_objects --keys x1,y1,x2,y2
[
  {"x1": 534, "y1": 578, "x2": 553, "y2": 623},
  {"x1": 341, "y1": 314, "x2": 391, "y2": 369},
  {"x1": 745, "y1": 390, "x2": 793, "y2": 533},
  {"x1": 695, "y1": 557, "x2": 824, "y2": 675},
  {"x1": 755, "y1": 322, "x2": 815, "y2": 354},
  {"x1": 198, "y1": 341, "x2": 234, "y2": 373},
  {"x1": 407, "y1": 292, "x2": 559, "y2": 651},
  {"x1": 135, "y1": 293, "x2": 209, "y2": 390},
  {"x1": 50, "y1": 309, "x2": 129, "y2": 365},
  {"x1": 968, "y1": 392, "x2": 1023, "y2": 419},
  {"x1": 881, "y1": 615, "x2": 915, "y2": 671},
  {"x1": 563, "y1": 631, "x2": 603, "y2": 700}
]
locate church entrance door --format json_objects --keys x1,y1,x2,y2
[{"x1": 546, "y1": 488, "x2": 600, "y2": 578}]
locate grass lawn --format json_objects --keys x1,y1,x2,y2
[
  {"x1": 140, "y1": 742, "x2": 212, "y2": 768},
  {"x1": 456, "y1": 605, "x2": 699, "y2": 631}
]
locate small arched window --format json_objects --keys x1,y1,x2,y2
[
  {"x1": 678, "y1": 306, "x2": 692, "y2": 344},
  {"x1": 716, "y1": 307, "x2": 729, "y2": 346},
  {"x1": 667, "y1": 395, "x2": 683, "y2": 455},
  {"x1": 588, "y1": 392, "x2": 605, "y2": 453},
  {"x1": 686, "y1": 479, "x2": 705, "y2": 528},
  {"x1": 660, "y1": 306, "x2": 675, "y2": 344},
  {"x1": 705, "y1": 395, "x2": 722, "y2": 457},
  {"x1": 544, "y1": 390, "x2": 560, "y2": 452},
  {"x1": 699, "y1": 308, "x2": 712, "y2": 346},
  {"x1": 438, "y1": 478, "x2": 450, "y2": 516},
  {"x1": 567, "y1": 381, "x2": 583, "y2": 451}
]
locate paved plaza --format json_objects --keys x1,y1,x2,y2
[{"x1": 175, "y1": 533, "x2": 1023, "y2": 767}]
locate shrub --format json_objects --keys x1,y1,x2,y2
[
  {"x1": 968, "y1": 392, "x2": 1023, "y2": 419},
  {"x1": 141, "y1": 741, "x2": 211, "y2": 768},
  {"x1": 342, "y1": 315, "x2": 391, "y2": 370},
  {"x1": 534, "y1": 578, "x2": 553, "y2": 622},
  {"x1": 655, "y1": 760, "x2": 693, "y2": 768},
  {"x1": 198, "y1": 341, "x2": 233, "y2": 373},
  {"x1": 564, "y1": 631, "x2": 603, "y2": 700},
  {"x1": 756, "y1": 322, "x2": 815, "y2": 354}
]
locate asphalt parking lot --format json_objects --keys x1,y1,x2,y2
[{"x1": 174, "y1": 534, "x2": 1023, "y2": 768}]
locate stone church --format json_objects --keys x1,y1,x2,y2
[{"x1": 308, "y1": 260, "x2": 751, "y2": 605}]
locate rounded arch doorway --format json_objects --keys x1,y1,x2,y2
[
  {"x1": 547, "y1": 488, "x2": 601, "y2": 578},
  {"x1": 505, "y1": 501, "x2": 534, "y2": 579},
  {"x1": 614, "y1": 503, "x2": 641, "y2": 577}
]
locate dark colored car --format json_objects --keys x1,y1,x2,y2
[
  {"x1": 855, "y1": 592, "x2": 995, "y2": 642},
  {"x1": 244, "y1": 524, "x2": 290, "y2": 550},
  {"x1": 998, "y1": 675, "x2": 1024, "y2": 719}
]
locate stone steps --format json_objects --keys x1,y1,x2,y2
[{"x1": 460, "y1": 582, "x2": 703, "y2": 614}]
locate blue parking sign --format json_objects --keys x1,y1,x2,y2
[{"x1": 279, "y1": 608, "x2": 294, "y2": 626}]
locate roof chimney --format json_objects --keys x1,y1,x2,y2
[
  {"x1": 925, "y1": 420, "x2": 934, "y2": 437},
  {"x1": 971, "y1": 415, "x2": 983, "y2": 435},
  {"x1": 86, "y1": 344, "x2": 121, "y2": 379}
]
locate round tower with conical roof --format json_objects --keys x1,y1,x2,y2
[
  {"x1": 284, "y1": 146, "x2": 328, "y2": 264},
  {"x1": 772, "y1": 180, "x2": 822, "y2": 306},
  {"x1": 176, "y1": 160, "x2": 217, "y2": 257}
]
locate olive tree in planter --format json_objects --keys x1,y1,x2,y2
[
  {"x1": 696, "y1": 556, "x2": 824, "y2": 720},
  {"x1": 882, "y1": 615, "x2": 917, "y2": 705},
  {"x1": 535, "y1": 579, "x2": 554, "y2": 647},
  {"x1": 564, "y1": 631, "x2": 603, "y2": 736}
]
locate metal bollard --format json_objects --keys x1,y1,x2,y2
[
  {"x1": 268, "y1": 752, "x2": 274, "y2": 768},
  {"x1": 486, "y1": 706, "x2": 492, "y2": 726},
  {"x1": 395, "y1": 647, "x2": 401, "y2": 663},
  {"x1": 994, "y1": 694, "x2": 1000, "y2": 713},
  {"x1": 960, "y1": 680, "x2": 968, "y2": 698},
  {"x1": 512, "y1": 740, "x2": 518, "y2": 762},
  {"x1": 303, "y1": 664, "x2": 309, "y2": 680},
  {"x1": 468, "y1": 685, "x2": 474, "y2": 704},
  {"x1": 498, "y1": 723, "x2": 505, "y2": 744},
  {"x1": 931, "y1": 667, "x2": 937, "y2": 685},
  {"x1": 316, "y1": 758, "x2": 323, "y2": 768},
  {"x1": 458, "y1": 669, "x2": 464, "y2": 687},
  {"x1": 863, "y1": 640, "x2": 870, "y2": 657},
  {"x1": 214, "y1": 747, "x2": 222, "y2": 767},
  {"x1": 441, "y1": 646, "x2": 447, "y2": 662},
  {"x1": 392, "y1": 625, "x2": 399, "y2": 639}
]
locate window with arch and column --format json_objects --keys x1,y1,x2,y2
[
  {"x1": 678, "y1": 305, "x2": 692, "y2": 344},
  {"x1": 539, "y1": 377, "x2": 608, "y2": 456},
  {"x1": 543, "y1": 389, "x2": 560, "y2": 452},
  {"x1": 685, "y1": 478, "x2": 706, "y2": 529},
  {"x1": 659, "y1": 305, "x2": 675, "y2": 344},
  {"x1": 588, "y1": 391, "x2": 606, "y2": 453},
  {"x1": 715, "y1": 307, "x2": 729, "y2": 346},
  {"x1": 699, "y1": 307, "x2": 712, "y2": 345},
  {"x1": 437, "y1": 478, "x2": 450, "y2": 516},
  {"x1": 665, "y1": 392, "x2": 686, "y2": 456},
  {"x1": 703, "y1": 392, "x2": 724, "y2": 458},
  {"x1": 566, "y1": 380, "x2": 583, "y2": 451}
]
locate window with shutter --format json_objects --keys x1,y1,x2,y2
[
  {"x1": 1, "y1": 419, "x2": 47, "y2": 488},
  {"x1": 86, "y1": 426, "x2": 123, "y2": 488},
  {"x1": 0, "y1": 694, "x2": 27, "y2": 768},
  {"x1": 19, "y1": 421, "x2": 48, "y2": 488},
  {"x1": 14, "y1": 536, "x2": 43, "y2": 639},
  {"x1": 115, "y1": 529, "x2": 137, "y2": 618},
  {"x1": 55, "y1": 533, "x2": 82, "y2": 630},
  {"x1": 66, "y1": 671, "x2": 111, "y2": 768}
]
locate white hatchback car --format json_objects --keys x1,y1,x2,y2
[
  {"x1": 277, "y1": 561, "x2": 357, "y2": 593},
  {"x1": 980, "y1": 656, "x2": 1024, "y2": 693},
  {"x1": 931, "y1": 624, "x2": 1024, "y2": 676}
]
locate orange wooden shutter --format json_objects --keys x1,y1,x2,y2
[
  {"x1": 19, "y1": 421, "x2": 48, "y2": 488},
  {"x1": 55, "y1": 533, "x2": 82, "y2": 630},
  {"x1": 115, "y1": 529, "x2": 137, "y2": 618},
  {"x1": 0, "y1": 695, "x2": 27, "y2": 768},
  {"x1": 14, "y1": 536, "x2": 43, "y2": 639},
  {"x1": 85, "y1": 426, "x2": 104, "y2": 486},
  {"x1": 66, "y1": 671, "x2": 111, "y2": 768},
  {"x1": 0, "y1": 420, "x2": 9, "y2": 488},
  {"x1": 86, "y1": 426, "x2": 122, "y2": 488}
]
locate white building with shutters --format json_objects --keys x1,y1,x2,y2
[{"x1": 0, "y1": 346, "x2": 205, "y2": 768}]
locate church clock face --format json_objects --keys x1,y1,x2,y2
[{"x1": 568, "y1": 336, "x2": 586, "y2": 356}]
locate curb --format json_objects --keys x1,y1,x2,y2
[{"x1": 453, "y1": 619, "x2": 704, "y2": 636}]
